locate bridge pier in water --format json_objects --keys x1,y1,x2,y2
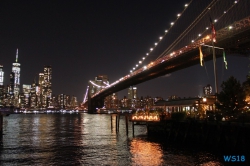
[{"x1": 88, "y1": 98, "x2": 104, "y2": 114}]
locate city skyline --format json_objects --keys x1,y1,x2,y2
[{"x1": 0, "y1": 0, "x2": 249, "y2": 101}]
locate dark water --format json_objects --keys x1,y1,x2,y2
[{"x1": 0, "y1": 113, "x2": 233, "y2": 165}]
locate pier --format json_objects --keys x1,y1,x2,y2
[{"x1": 111, "y1": 113, "x2": 250, "y2": 151}]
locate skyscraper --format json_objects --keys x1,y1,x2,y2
[
  {"x1": 128, "y1": 86, "x2": 137, "y2": 108},
  {"x1": 12, "y1": 49, "x2": 21, "y2": 97},
  {"x1": 30, "y1": 79, "x2": 37, "y2": 109},
  {"x1": 43, "y1": 65, "x2": 52, "y2": 107},
  {"x1": 44, "y1": 66, "x2": 52, "y2": 97},
  {"x1": 128, "y1": 86, "x2": 137, "y2": 99},
  {"x1": 23, "y1": 84, "x2": 31, "y2": 108},
  {"x1": 0, "y1": 65, "x2": 4, "y2": 86},
  {"x1": 9, "y1": 72, "x2": 15, "y2": 96},
  {"x1": 0, "y1": 65, "x2": 4, "y2": 107}
]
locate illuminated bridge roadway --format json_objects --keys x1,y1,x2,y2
[{"x1": 87, "y1": 16, "x2": 250, "y2": 113}]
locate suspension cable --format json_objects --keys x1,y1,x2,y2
[{"x1": 156, "y1": 0, "x2": 218, "y2": 60}]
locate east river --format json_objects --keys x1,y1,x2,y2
[{"x1": 0, "y1": 113, "x2": 226, "y2": 165}]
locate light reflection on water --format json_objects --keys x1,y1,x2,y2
[
  {"x1": 0, "y1": 113, "x2": 224, "y2": 165},
  {"x1": 130, "y1": 138, "x2": 163, "y2": 166}
]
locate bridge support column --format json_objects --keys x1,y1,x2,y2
[{"x1": 88, "y1": 98, "x2": 104, "y2": 114}]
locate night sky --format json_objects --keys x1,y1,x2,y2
[{"x1": 0, "y1": 0, "x2": 249, "y2": 101}]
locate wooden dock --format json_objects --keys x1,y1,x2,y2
[{"x1": 110, "y1": 114, "x2": 250, "y2": 150}]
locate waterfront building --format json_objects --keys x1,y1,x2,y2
[
  {"x1": 1, "y1": 86, "x2": 9, "y2": 107},
  {"x1": 37, "y1": 73, "x2": 45, "y2": 108},
  {"x1": 110, "y1": 93, "x2": 118, "y2": 109},
  {"x1": 9, "y1": 72, "x2": 15, "y2": 100},
  {"x1": 43, "y1": 66, "x2": 52, "y2": 107},
  {"x1": 153, "y1": 96, "x2": 216, "y2": 118},
  {"x1": 23, "y1": 84, "x2": 31, "y2": 108},
  {"x1": 128, "y1": 86, "x2": 137, "y2": 99},
  {"x1": 0, "y1": 85, "x2": 4, "y2": 107},
  {"x1": 128, "y1": 86, "x2": 137, "y2": 108},
  {"x1": 70, "y1": 96, "x2": 78, "y2": 108},
  {"x1": 38, "y1": 73, "x2": 44, "y2": 94},
  {"x1": 0, "y1": 65, "x2": 4, "y2": 107},
  {"x1": 66, "y1": 95, "x2": 71, "y2": 108},
  {"x1": 144, "y1": 96, "x2": 154, "y2": 109},
  {"x1": 104, "y1": 93, "x2": 118, "y2": 109},
  {"x1": 30, "y1": 80, "x2": 37, "y2": 109},
  {"x1": 19, "y1": 92, "x2": 25, "y2": 108},
  {"x1": 0, "y1": 65, "x2": 3, "y2": 86},
  {"x1": 135, "y1": 96, "x2": 145, "y2": 109},
  {"x1": 59, "y1": 94, "x2": 67, "y2": 109},
  {"x1": 120, "y1": 96, "x2": 129, "y2": 108},
  {"x1": 50, "y1": 95, "x2": 58, "y2": 108}
]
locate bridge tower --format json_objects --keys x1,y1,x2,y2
[
  {"x1": 87, "y1": 75, "x2": 108, "y2": 113},
  {"x1": 87, "y1": 81, "x2": 104, "y2": 113}
]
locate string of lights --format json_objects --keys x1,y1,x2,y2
[{"x1": 129, "y1": 1, "x2": 193, "y2": 73}]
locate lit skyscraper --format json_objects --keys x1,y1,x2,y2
[
  {"x1": 30, "y1": 79, "x2": 37, "y2": 109},
  {"x1": 12, "y1": 49, "x2": 21, "y2": 97},
  {"x1": 128, "y1": 86, "x2": 137, "y2": 99},
  {"x1": 9, "y1": 72, "x2": 15, "y2": 96},
  {"x1": 0, "y1": 65, "x2": 4, "y2": 107},
  {"x1": 39, "y1": 73, "x2": 44, "y2": 87},
  {"x1": 43, "y1": 66, "x2": 52, "y2": 107},
  {"x1": 44, "y1": 66, "x2": 52, "y2": 97},
  {"x1": 0, "y1": 65, "x2": 4, "y2": 85},
  {"x1": 128, "y1": 86, "x2": 137, "y2": 108},
  {"x1": 38, "y1": 73, "x2": 44, "y2": 95},
  {"x1": 23, "y1": 84, "x2": 31, "y2": 108}
]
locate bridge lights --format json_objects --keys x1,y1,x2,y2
[
  {"x1": 136, "y1": 64, "x2": 138, "y2": 67},
  {"x1": 146, "y1": 53, "x2": 149, "y2": 55},
  {"x1": 177, "y1": 13, "x2": 181, "y2": 17},
  {"x1": 184, "y1": 4, "x2": 188, "y2": 7},
  {"x1": 206, "y1": 27, "x2": 209, "y2": 30},
  {"x1": 229, "y1": 26, "x2": 233, "y2": 30},
  {"x1": 170, "y1": 22, "x2": 174, "y2": 26},
  {"x1": 155, "y1": 43, "x2": 158, "y2": 46},
  {"x1": 214, "y1": 19, "x2": 218, "y2": 23},
  {"x1": 139, "y1": 61, "x2": 142, "y2": 64},
  {"x1": 150, "y1": 48, "x2": 153, "y2": 51},
  {"x1": 198, "y1": 34, "x2": 201, "y2": 37},
  {"x1": 159, "y1": 36, "x2": 163, "y2": 40},
  {"x1": 165, "y1": 30, "x2": 168, "y2": 33},
  {"x1": 191, "y1": 40, "x2": 194, "y2": 43},
  {"x1": 142, "y1": 57, "x2": 145, "y2": 60}
]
